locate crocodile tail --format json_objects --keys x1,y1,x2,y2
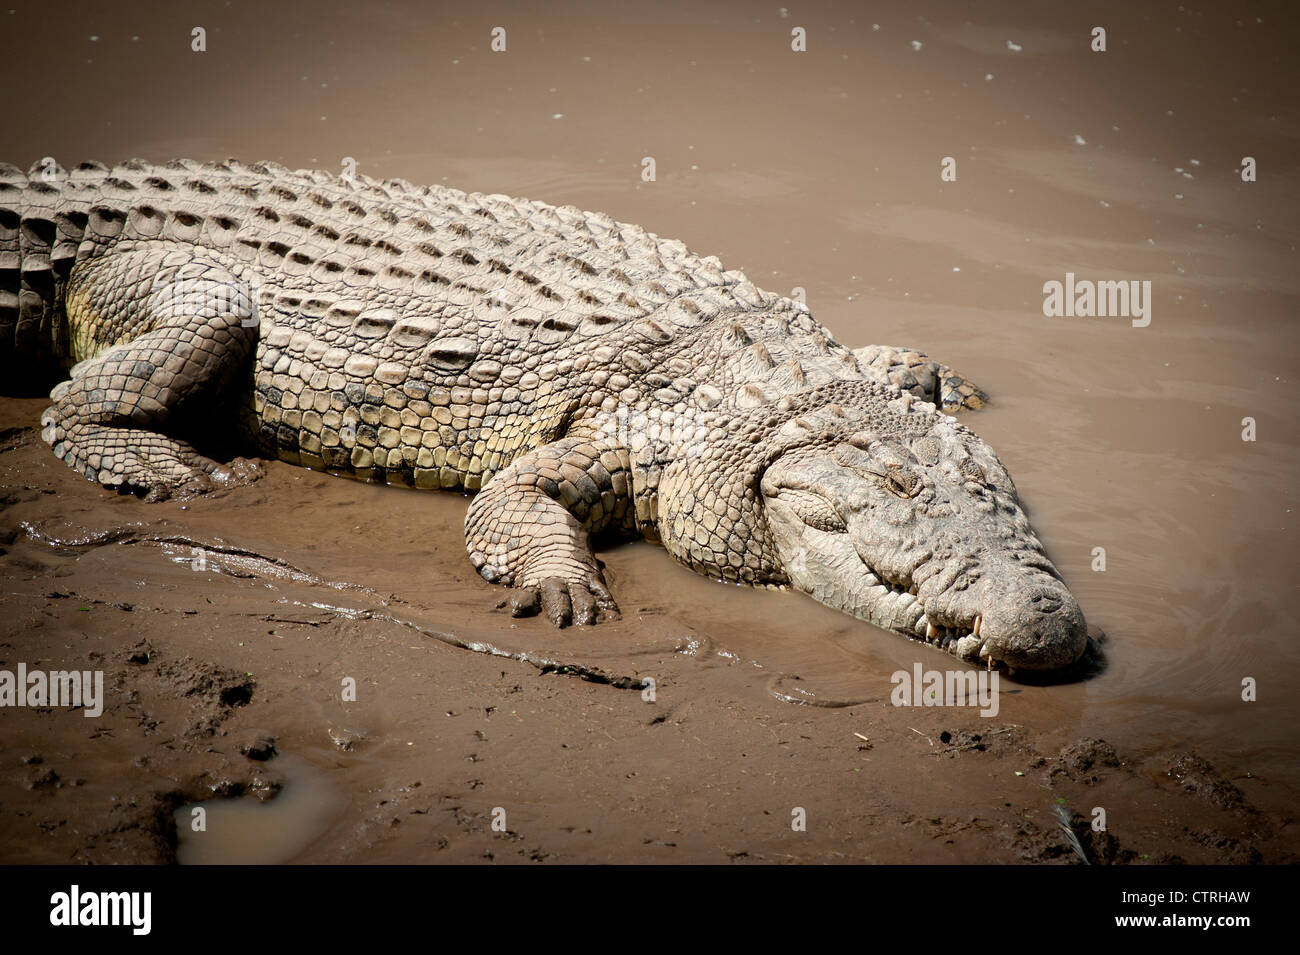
[{"x1": 0, "y1": 160, "x2": 83, "y2": 395}]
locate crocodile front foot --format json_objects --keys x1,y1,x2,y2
[{"x1": 467, "y1": 435, "x2": 634, "y2": 628}]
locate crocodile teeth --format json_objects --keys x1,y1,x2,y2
[{"x1": 972, "y1": 614, "x2": 982, "y2": 637}]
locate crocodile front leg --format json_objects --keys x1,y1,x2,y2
[
  {"x1": 465, "y1": 435, "x2": 635, "y2": 627},
  {"x1": 40, "y1": 246, "x2": 262, "y2": 498},
  {"x1": 853, "y1": 344, "x2": 988, "y2": 412}
]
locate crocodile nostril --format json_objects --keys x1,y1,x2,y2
[{"x1": 1030, "y1": 593, "x2": 1063, "y2": 614}]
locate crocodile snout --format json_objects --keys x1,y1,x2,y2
[{"x1": 969, "y1": 581, "x2": 1087, "y2": 671}]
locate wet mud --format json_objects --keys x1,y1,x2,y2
[{"x1": 1, "y1": 398, "x2": 1294, "y2": 863}]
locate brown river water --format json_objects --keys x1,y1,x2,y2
[{"x1": 1, "y1": 0, "x2": 1296, "y2": 863}]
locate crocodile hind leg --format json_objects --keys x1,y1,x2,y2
[
  {"x1": 465, "y1": 435, "x2": 635, "y2": 627},
  {"x1": 41, "y1": 251, "x2": 262, "y2": 499},
  {"x1": 853, "y1": 344, "x2": 988, "y2": 412}
]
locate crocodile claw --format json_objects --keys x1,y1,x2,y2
[
  {"x1": 509, "y1": 575, "x2": 620, "y2": 627},
  {"x1": 210, "y1": 456, "x2": 264, "y2": 488}
]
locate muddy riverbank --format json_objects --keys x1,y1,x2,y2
[{"x1": 0, "y1": 396, "x2": 1292, "y2": 863}]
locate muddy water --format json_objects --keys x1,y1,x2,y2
[
  {"x1": 2, "y1": 0, "x2": 1298, "y2": 843},
  {"x1": 174, "y1": 753, "x2": 347, "y2": 864}
]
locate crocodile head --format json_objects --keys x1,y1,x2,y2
[{"x1": 760, "y1": 410, "x2": 1087, "y2": 671}]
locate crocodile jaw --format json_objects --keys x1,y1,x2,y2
[
  {"x1": 759, "y1": 409, "x2": 1089, "y2": 673},
  {"x1": 764, "y1": 501, "x2": 1086, "y2": 671}
]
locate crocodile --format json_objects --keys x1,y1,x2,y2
[{"x1": 0, "y1": 158, "x2": 1088, "y2": 671}]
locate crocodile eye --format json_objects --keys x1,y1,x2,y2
[{"x1": 884, "y1": 466, "x2": 922, "y2": 499}]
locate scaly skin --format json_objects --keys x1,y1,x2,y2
[{"x1": 0, "y1": 158, "x2": 1086, "y2": 670}]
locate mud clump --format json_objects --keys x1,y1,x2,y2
[
  {"x1": 1165, "y1": 754, "x2": 1246, "y2": 811},
  {"x1": 152, "y1": 657, "x2": 256, "y2": 738},
  {"x1": 1055, "y1": 737, "x2": 1122, "y2": 783},
  {"x1": 1184, "y1": 827, "x2": 1263, "y2": 864},
  {"x1": 1017, "y1": 807, "x2": 1137, "y2": 865},
  {"x1": 241, "y1": 732, "x2": 278, "y2": 762},
  {"x1": 124, "y1": 639, "x2": 155, "y2": 665},
  {"x1": 26, "y1": 767, "x2": 60, "y2": 791},
  {"x1": 190, "y1": 763, "x2": 285, "y2": 804},
  {"x1": 1082, "y1": 828, "x2": 1136, "y2": 865}
]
